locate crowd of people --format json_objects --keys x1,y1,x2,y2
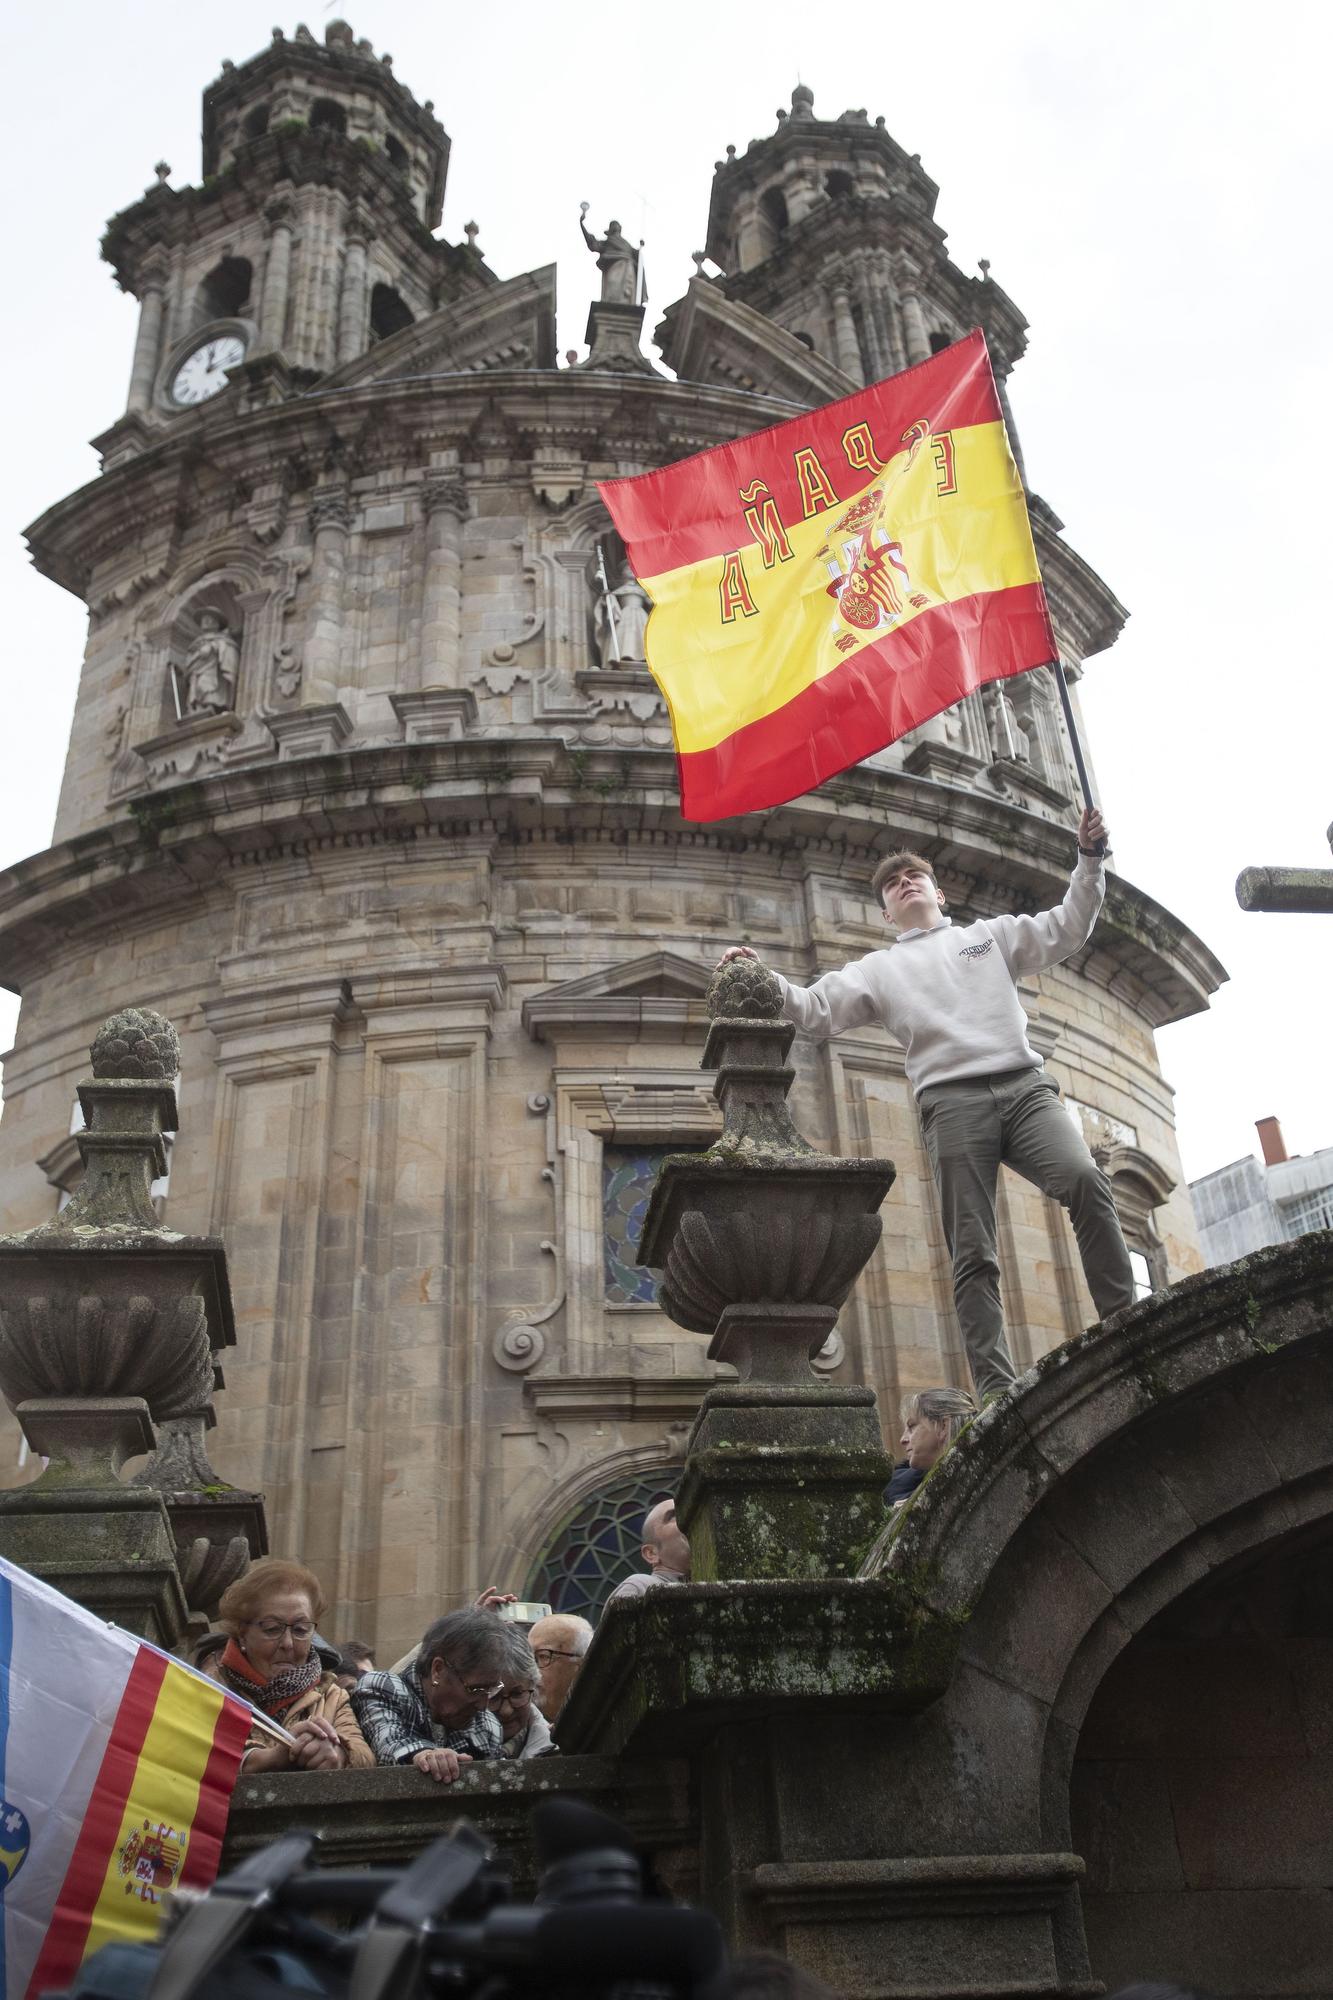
[
  {"x1": 194, "y1": 1377, "x2": 972, "y2": 1780},
  {"x1": 193, "y1": 1488, "x2": 682, "y2": 1777}
]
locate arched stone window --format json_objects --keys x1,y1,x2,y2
[
  {"x1": 196, "y1": 256, "x2": 252, "y2": 324},
  {"x1": 1099, "y1": 1142, "x2": 1176, "y2": 1295},
  {"x1": 929, "y1": 330, "x2": 953, "y2": 355},
  {"x1": 370, "y1": 282, "x2": 415, "y2": 341},
  {"x1": 384, "y1": 133, "x2": 409, "y2": 172},
  {"x1": 241, "y1": 103, "x2": 270, "y2": 141},
  {"x1": 524, "y1": 1470, "x2": 675, "y2": 1620},
  {"x1": 825, "y1": 169, "x2": 855, "y2": 199},
  {"x1": 759, "y1": 185, "x2": 789, "y2": 235},
  {"x1": 310, "y1": 97, "x2": 347, "y2": 136}
]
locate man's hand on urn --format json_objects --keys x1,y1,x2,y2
[
  {"x1": 716, "y1": 946, "x2": 758, "y2": 966},
  {"x1": 1078, "y1": 807, "x2": 1109, "y2": 855},
  {"x1": 413, "y1": 1747, "x2": 472, "y2": 1784}
]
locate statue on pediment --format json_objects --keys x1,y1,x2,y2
[{"x1": 579, "y1": 205, "x2": 640, "y2": 305}]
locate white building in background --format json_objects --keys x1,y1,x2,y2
[{"x1": 1190, "y1": 1117, "x2": 1333, "y2": 1267}]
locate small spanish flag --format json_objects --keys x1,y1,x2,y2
[
  {"x1": 599, "y1": 328, "x2": 1056, "y2": 822},
  {"x1": 0, "y1": 1556, "x2": 250, "y2": 1999}
]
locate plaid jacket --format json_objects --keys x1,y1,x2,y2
[{"x1": 350, "y1": 1664, "x2": 503, "y2": 1768}]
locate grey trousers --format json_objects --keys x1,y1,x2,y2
[{"x1": 918, "y1": 1067, "x2": 1135, "y2": 1400}]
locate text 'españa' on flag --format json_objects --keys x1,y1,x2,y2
[{"x1": 598, "y1": 328, "x2": 1057, "y2": 822}]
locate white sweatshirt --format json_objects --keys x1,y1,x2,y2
[{"x1": 775, "y1": 854, "x2": 1106, "y2": 1096}]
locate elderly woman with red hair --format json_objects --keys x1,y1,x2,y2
[{"x1": 208, "y1": 1557, "x2": 373, "y2": 1772}]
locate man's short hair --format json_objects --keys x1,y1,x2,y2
[
  {"x1": 871, "y1": 849, "x2": 939, "y2": 911},
  {"x1": 418, "y1": 1607, "x2": 510, "y2": 1678},
  {"x1": 900, "y1": 1385, "x2": 977, "y2": 1446}
]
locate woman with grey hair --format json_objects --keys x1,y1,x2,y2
[
  {"x1": 887, "y1": 1386, "x2": 978, "y2": 1506},
  {"x1": 489, "y1": 1626, "x2": 554, "y2": 1760},
  {"x1": 351, "y1": 1606, "x2": 512, "y2": 1782}
]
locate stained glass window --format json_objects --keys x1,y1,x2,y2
[
  {"x1": 603, "y1": 1145, "x2": 673, "y2": 1304},
  {"x1": 524, "y1": 1471, "x2": 674, "y2": 1621}
]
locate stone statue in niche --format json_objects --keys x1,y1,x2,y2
[
  {"x1": 594, "y1": 555, "x2": 651, "y2": 666},
  {"x1": 986, "y1": 685, "x2": 1029, "y2": 763},
  {"x1": 179, "y1": 610, "x2": 240, "y2": 716},
  {"x1": 579, "y1": 204, "x2": 641, "y2": 304}
]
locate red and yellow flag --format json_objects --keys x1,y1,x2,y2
[{"x1": 598, "y1": 329, "x2": 1056, "y2": 822}]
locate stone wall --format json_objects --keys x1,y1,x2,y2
[{"x1": 0, "y1": 776, "x2": 1214, "y2": 1658}]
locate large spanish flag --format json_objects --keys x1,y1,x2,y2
[
  {"x1": 599, "y1": 328, "x2": 1056, "y2": 822},
  {"x1": 0, "y1": 1556, "x2": 250, "y2": 2000}
]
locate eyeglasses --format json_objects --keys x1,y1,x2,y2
[
  {"x1": 249, "y1": 1618, "x2": 315, "y2": 1642},
  {"x1": 441, "y1": 1658, "x2": 506, "y2": 1699},
  {"x1": 490, "y1": 1686, "x2": 533, "y2": 1710},
  {"x1": 532, "y1": 1647, "x2": 581, "y2": 1667}
]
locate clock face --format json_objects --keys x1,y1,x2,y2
[{"x1": 170, "y1": 333, "x2": 246, "y2": 407}]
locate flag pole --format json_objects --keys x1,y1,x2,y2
[{"x1": 1051, "y1": 661, "x2": 1107, "y2": 856}]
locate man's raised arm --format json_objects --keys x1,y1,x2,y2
[
  {"x1": 715, "y1": 945, "x2": 879, "y2": 1043},
  {"x1": 992, "y1": 807, "x2": 1111, "y2": 978}
]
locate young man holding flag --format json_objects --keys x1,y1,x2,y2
[
  {"x1": 600, "y1": 327, "x2": 1136, "y2": 1394},
  {"x1": 721, "y1": 807, "x2": 1135, "y2": 1401}
]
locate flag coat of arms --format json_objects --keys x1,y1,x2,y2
[
  {"x1": 598, "y1": 328, "x2": 1056, "y2": 822},
  {"x1": 0, "y1": 1556, "x2": 250, "y2": 1999}
]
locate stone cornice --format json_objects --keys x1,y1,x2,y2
[
  {"x1": 24, "y1": 372, "x2": 814, "y2": 599},
  {"x1": 707, "y1": 116, "x2": 941, "y2": 233},
  {"x1": 1031, "y1": 497, "x2": 1128, "y2": 661},
  {"x1": 0, "y1": 740, "x2": 1226, "y2": 1029},
  {"x1": 102, "y1": 129, "x2": 483, "y2": 297},
  {"x1": 655, "y1": 279, "x2": 856, "y2": 401},
  {"x1": 201, "y1": 36, "x2": 449, "y2": 199}
]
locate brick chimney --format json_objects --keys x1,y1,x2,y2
[{"x1": 1256, "y1": 1116, "x2": 1288, "y2": 1166}]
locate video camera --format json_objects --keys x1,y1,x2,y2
[{"x1": 60, "y1": 1798, "x2": 729, "y2": 2000}]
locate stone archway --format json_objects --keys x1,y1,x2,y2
[
  {"x1": 882, "y1": 1232, "x2": 1333, "y2": 1996},
  {"x1": 1072, "y1": 1519, "x2": 1333, "y2": 1993}
]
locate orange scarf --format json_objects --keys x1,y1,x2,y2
[{"x1": 219, "y1": 1637, "x2": 322, "y2": 1718}]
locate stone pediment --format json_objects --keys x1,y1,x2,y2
[
  {"x1": 522, "y1": 950, "x2": 713, "y2": 1043},
  {"x1": 323, "y1": 266, "x2": 558, "y2": 387},
  {"x1": 655, "y1": 279, "x2": 856, "y2": 405}
]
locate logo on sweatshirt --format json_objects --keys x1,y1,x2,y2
[{"x1": 958, "y1": 939, "x2": 994, "y2": 962}]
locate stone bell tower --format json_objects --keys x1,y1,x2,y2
[
  {"x1": 700, "y1": 84, "x2": 1027, "y2": 410},
  {"x1": 100, "y1": 18, "x2": 480, "y2": 467}
]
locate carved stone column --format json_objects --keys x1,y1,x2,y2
[
  {"x1": 417, "y1": 467, "x2": 468, "y2": 687},
  {"x1": 127, "y1": 254, "x2": 169, "y2": 413},
  {"x1": 830, "y1": 283, "x2": 862, "y2": 383},
  {"x1": 901, "y1": 290, "x2": 932, "y2": 366},
  {"x1": 260, "y1": 191, "x2": 296, "y2": 352},
  {"x1": 304, "y1": 487, "x2": 352, "y2": 706},
  {"x1": 856, "y1": 273, "x2": 888, "y2": 380},
  {"x1": 337, "y1": 211, "x2": 371, "y2": 364}
]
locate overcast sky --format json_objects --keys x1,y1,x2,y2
[{"x1": 2, "y1": 0, "x2": 1330, "y2": 1187}]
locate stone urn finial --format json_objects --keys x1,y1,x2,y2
[
  {"x1": 636, "y1": 951, "x2": 898, "y2": 1581},
  {"x1": 90, "y1": 1008, "x2": 180, "y2": 1081},
  {"x1": 706, "y1": 955, "x2": 784, "y2": 1021},
  {"x1": 0, "y1": 1003, "x2": 250, "y2": 1644},
  {"x1": 0, "y1": 1008, "x2": 219, "y2": 1433}
]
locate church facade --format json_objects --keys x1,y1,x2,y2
[{"x1": 0, "y1": 24, "x2": 1224, "y2": 1659}]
